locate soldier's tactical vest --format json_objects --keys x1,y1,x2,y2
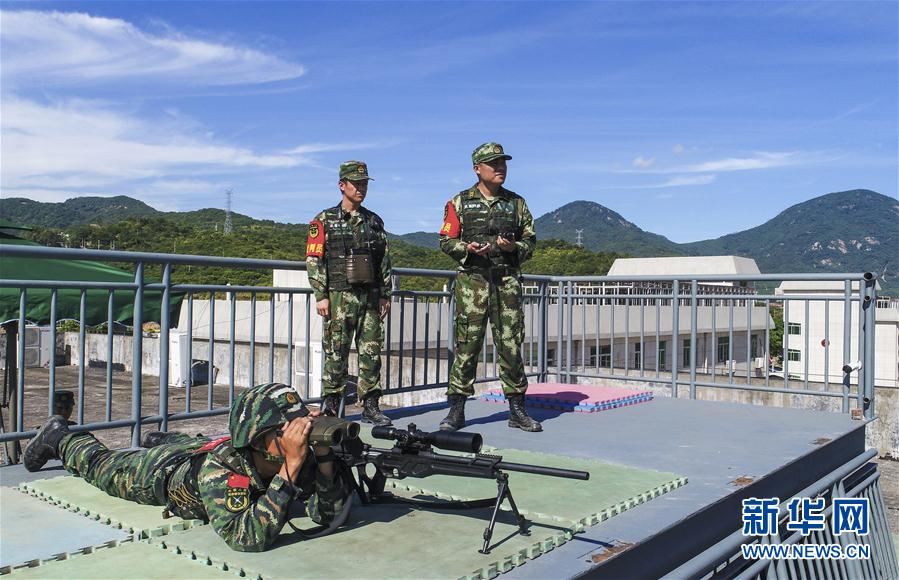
[
  {"x1": 321, "y1": 205, "x2": 387, "y2": 291},
  {"x1": 459, "y1": 189, "x2": 520, "y2": 271}
]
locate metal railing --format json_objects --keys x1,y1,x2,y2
[
  {"x1": 0, "y1": 246, "x2": 878, "y2": 455},
  {"x1": 670, "y1": 450, "x2": 898, "y2": 579}
]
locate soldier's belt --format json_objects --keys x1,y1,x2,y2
[{"x1": 460, "y1": 266, "x2": 520, "y2": 278}]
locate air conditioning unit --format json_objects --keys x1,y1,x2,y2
[
  {"x1": 294, "y1": 342, "x2": 323, "y2": 399},
  {"x1": 23, "y1": 326, "x2": 53, "y2": 368},
  {"x1": 169, "y1": 331, "x2": 192, "y2": 387},
  {"x1": 754, "y1": 357, "x2": 766, "y2": 369},
  {"x1": 24, "y1": 327, "x2": 42, "y2": 348}
]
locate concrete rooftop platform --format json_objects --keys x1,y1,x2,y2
[{"x1": 0, "y1": 393, "x2": 866, "y2": 578}]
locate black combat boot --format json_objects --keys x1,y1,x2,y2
[
  {"x1": 507, "y1": 394, "x2": 542, "y2": 432},
  {"x1": 321, "y1": 393, "x2": 341, "y2": 417},
  {"x1": 23, "y1": 415, "x2": 70, "y2": 472},
  {"x1": 439, "y1": 395, "x2": 467, "y2": 432},
  {"x1": 361, "y1": 393, "x2": 392, "y2": 426}
]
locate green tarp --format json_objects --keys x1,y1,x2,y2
[{"x1": 0, "y1": 234, "x2": 183, "y2": 327}]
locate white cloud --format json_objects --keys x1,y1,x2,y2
[
  {"x1": 0, "y1": 10, "x2": 305, "y2": 87},
  {"x1": 672, "y1": 144, "x2": 686, "y2": 155},
  {"x1": 632, "y1": 156, "x2": 655, "y2": 169},
  {"x1": 283, "y1": 142, "x2": 389, "y2": 156},
  {"x1": 598, "y1": 174, "x2": 716, "y2": 190},
  {"x1": 2, "y1": 97, "x2": 300, "y2": 186},
  {"x1": 677, "y1": 151, "x2": 804, "y2": 173},
  {"x1": 568, "y1": 150, "x2": 825, "y2": 176},
  {"x1": 661, "y1": 175, "x2": 716, "y2": 187},
  {"x1": 0, "y1": 96, "x2": 365, "y2": 198}
]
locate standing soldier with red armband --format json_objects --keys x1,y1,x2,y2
[
  {"x1": 305, "y1": 161, "x2": 393, "y2": 426},
  {"x1": 438, "y1": 143, "x2": 542, "y2": 433}
]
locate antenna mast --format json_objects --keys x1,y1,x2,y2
[
  {"x1": 575, "y1": 229, "x2": 584, "y2": 248},
  {"x1": 224, "y1": 188, "x2": 234, "y2": 235}
]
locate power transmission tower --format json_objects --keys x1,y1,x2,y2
[
  {"x1": 224, "y1": 188, "x2": 234, "y2": 235},
  {"x1": 575, "y1": 229, "x2": 584, "y2": 248}
]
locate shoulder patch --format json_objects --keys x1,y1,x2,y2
[
  {"x1": 225, "y1": 473, "x2": 251, "y2": 512},
  {"x1": 306, "y1": 219, "x2": 325, "y2": 257}
]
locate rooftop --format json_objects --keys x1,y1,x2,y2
[{"x1": 0, "y1": 391, "x2": 870, "y2": 578}]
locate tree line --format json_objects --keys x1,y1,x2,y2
[{"x1": 25, "y1": 217, "x2": 625, "y2": 290}]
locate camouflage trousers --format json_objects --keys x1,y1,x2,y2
[
  {"x1": 448, "y1": 271, "x2": 528, "y2": 397},
  {"x1": 322, "y1": 288, "x2": 384, "y2": 399},
  {"x1": 59, "y1": 432, "x2": 207, "y2": 506}
]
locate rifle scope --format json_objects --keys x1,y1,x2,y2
[{"x1": 371, "y1": 424, "x2": 483, "y2": 454}]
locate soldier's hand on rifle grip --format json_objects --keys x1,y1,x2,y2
[
  {"x1": 316, "y1": 298, "x2": 330, "y2": 318},
  {"x1": 496, "y1": 236, "x2": 516, "y2": 252},
  {"x1": 379, "y1": 298, "x2": 391, "y2": 319}
]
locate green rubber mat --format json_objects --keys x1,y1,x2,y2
[
  {"x1": 18, "y1": 476, "x2": 205, "y2": 538},
  {"x1": 152, "y1": 499, "x2": 573, "y2": 580},
  {"x1": 0, "y1": 487, "x2": 130, "y2": 570},
  {"x1": 4, "y1": 540, "x2": 237, "y2": 579},
  {"x1": 146, "y1": 445, "x2": 685, "y2": 579},
  {"x1": 383, "y1": 447, "x2": 687, "y2": 528}
]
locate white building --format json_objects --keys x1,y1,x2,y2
[
  {"x1": 174, "y1": 256, "x2": 774, "y2": 393},
  {"x1": 544, "y1": 256, "x2": 772, "y2": 375},
  {"x1": 776, "y1": 281, "x2": 898, "y2": 388}
]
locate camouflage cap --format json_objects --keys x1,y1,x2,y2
[
  {"x1": 339, "y1": 160, "x2": 373, "y2": 181},
  {"x1": 229, "y1": 383, "x2": 309, "y2": 449},
  {"x1": 472, "y1": 142, "x2": 512, "y2": 165}
]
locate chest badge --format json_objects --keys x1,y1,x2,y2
[{"x1": 225, "y1": 473, "x2": 250, "y2": 512}]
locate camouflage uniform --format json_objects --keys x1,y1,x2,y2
[
  {"x1": 439, "y1": 144, "x2": 536, "y2": 397},
  {"x1": 306, "y1": 161, "x2": 392, "y2": 400},
  {"x1": 55, "y1": 383, "x2": 351, "y2": 552}
]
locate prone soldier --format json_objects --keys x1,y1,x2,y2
[
  {"x1": 22, "y1": 383, "x2": 351, "y2": 552},
  {"x1": 438, "y1": 142, "x2": 542, "y2": 432},
  {"x1": 306, "y1": 160, "x2": 393, "y2": 426}
]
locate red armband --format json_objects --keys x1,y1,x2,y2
[
  {"x1": 440, "y1": 202, "x2": 460, "y2": 238},
  {"x1": 306, "y1": 220, "x2": 325, "y2": 257}
]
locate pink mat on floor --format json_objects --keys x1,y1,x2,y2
[{"x1": 480, "y1": 383, "x2": 653, "y2": 412}]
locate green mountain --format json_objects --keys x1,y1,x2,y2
[
  {"x1": 5, "y1": 189, "x2": 896, "y2": 289},
  {"x1": 527, "y1": 190, "x2": 897, "y2": 289},
  {"x1": 534, "y1": 201, "x2": 685, "y2": 256},
  {"x1": 389, "y1": 231, "x2": 439, "y2": 249},
  {"x1": 682, "y1": 189, "x2": 898, "y2": 285},
  {"x1": 0, "y1": 196, "x2": 158, "y2": 228}
]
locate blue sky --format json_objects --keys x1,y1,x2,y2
[{"x1": 1, "y1": 1, "x2": 896, "y2": 242}]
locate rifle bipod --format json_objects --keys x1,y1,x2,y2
[
  {"x1": 480, "y1": 472, "x2": 529, "y2": 554},
  {"x1": 351, "y1": 466, "x2": 530, "y2": 553}
]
